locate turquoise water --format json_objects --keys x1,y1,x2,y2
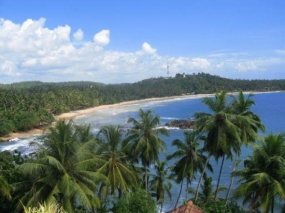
[{"x1": 1, "y1": 92, "x2": 285, "y2": 211}]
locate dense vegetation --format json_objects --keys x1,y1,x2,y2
[
  {"x1": 1, "y1": 73, "x2": 285, "y2": 138},
  {"x1": 1, "y1": 91, "x2": 285, "y2": 213}
]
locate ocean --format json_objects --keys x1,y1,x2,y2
[{"x1": 1, "y1": 91, "x2": 285, "y2": 211}]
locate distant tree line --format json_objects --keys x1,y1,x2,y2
[{"x1": 1, "y1": 72, "x2": 285, "y2": 137}]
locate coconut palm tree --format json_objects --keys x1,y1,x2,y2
[
  {"x1": 194, "y1": 91, "x2": 241, "y2": 200},
  {"x1": 167, "y1": 130, "x2": 212, "y2": 209},
  {"x1": 234, "y1": 133, "x2": 285, "y2": 213},
  {"x1": 23, "y1": 203, "x2": 67, "y2": 213},
  {"x1": 149, "y1": 160, "x2": 172, "y2": 213},
  {"x1": 16, "y1": 120, "x2": 107, "y2": 213},
  {"x1": 74, "y1": 124, "x2": 95, "y2": 143},
  {"x1": 230, "y1": 91, "x2": 265, "y2": 144},
  {"x1": 0, "y1": 175, "x2": 11, "y2": 200},
  {"x1": 225, "y1": 91, "x2": 265, "y2": 202},
  {"x1": 189, "y1": 175, "x2": 227, "y2": 206},
  {"x1": 126, "y1": 109, "x2": 170, "y2": 192},
  {"x1": 0, "y1": 151, "x2": 13, "y2": 200},
  {"x1": 96, "y1": 125, "x2": 139, "y2": 197}
]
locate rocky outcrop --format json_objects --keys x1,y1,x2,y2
[{"x1": 165, "y1": 119, "x2": 195, "y2": 129}]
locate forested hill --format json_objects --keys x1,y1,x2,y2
[
  {"x1": 1, "y1": 72, "x2": 285, "y2": 138},
  {"x1": 2, "y1": 72, "x2": 285, "y2": 92}
]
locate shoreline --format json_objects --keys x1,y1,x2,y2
[
  {"x1": 54, "y1": 93, "x2": 215, "y2": 121},
  {"x1": 1, "y1": 91, "x2": 282, "y2": 141},
  {"x1": 1, "y1": 94, "x2": 212, "y2": 141}
]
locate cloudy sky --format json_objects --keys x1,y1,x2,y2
[{"x1": 0, "y1": 0, "x2": 285, "y2": 84}]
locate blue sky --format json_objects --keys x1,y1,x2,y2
[{"x1": 0, "y1": 0, "x2": 285, "y2": 84}]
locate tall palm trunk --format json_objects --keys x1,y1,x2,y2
[
  {"x1": 185, "y1": 177, "x2": 189, "y2": 201},
  {"x1": 271, "y1": 197, "x2": 274, "y2": 213},
  {"x1": 225, "y1": 156, "x2": 237, "y2": 203},
  {"x1": 173, "y1": 179, "x2": 184, "y2": 210},
  {"x1": 185, "y1": 176, "x2": 194, "y2": 201},
  {"x1": 160, "y1": 202, "x2": 164, "y2": 213},
  {"x1": 214, "y1": 155, "x2": 225, "y2": 200},
  {"x1": 145, "y1": 164, "x2": 148, "y2": 193},
  {"x1": 194, "y1": 153, "x2": 210, "y2": 202}
]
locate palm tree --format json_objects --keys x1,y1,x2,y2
[
  {"x1": 189, "y1": 175, "x2": 227, "y2": 206},
  {"x1": 234, "y1": 133, "x2": 285, "y2": 213},
  {"x1": 149, "y1": 160, "x2": 172, "y2": 213},
  {"x1": 194, "y1": 91, "x2": 241, "y2": 200},
  {"x1": 0, "y1": 175, "x2": 11, "y2": 200},
  {"x1": 225, "y1": 91, "x2": 265, "y2": 202},
  {"x1": 96, "y1": 125, "x2": 139, "y2": 197},
  {"x1": 230, "y1": 91, "x2": 265, "y2": 144},
  {"x1": 74, "y1": 124, "x2": 95, "y2": 143},
  {"x1": 126, "y1": 109, "x2": 170, "y2": 192},
  {"x1": 16, "y1": 120, "x2": 107, "y2": 213},
  {"x1": 0, "y1": 150, "x2": 14, "y2": 201},
  {"x1": 167, "y1": 130, "x2": 212, "y2": 209},
  {"x1": 23, "y1": 203, "x2": 67, "y2": 213}
]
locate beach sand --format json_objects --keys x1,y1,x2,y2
[
  {"x1": 9, "y1": 90, "x2": 279, "y2": 141},
  {"x1": 1, "y1": 94, "x2": 214, "y2": 141},
  {"x1": 0, "y1": 91, "x2": 272, "y2": 142},
  {"x1": 0, "y1": 91, "x2": 276, "y2": 141}
]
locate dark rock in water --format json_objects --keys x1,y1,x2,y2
[{"x1": 165, "y1": 119, "x2": 195, "y2": 129}]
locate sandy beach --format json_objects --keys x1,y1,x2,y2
[
  {"x1": 1, "y1": 94, "x2": 213, "y2": 141},
  {"x1": 54, "y1": 94, "x2": 213, "y2": 121},
  {"x1": 1, "y1": 91, "x2": 272, "y2": 141}
]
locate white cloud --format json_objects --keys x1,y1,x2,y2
[
  {"x1": 142, "y1": 42, "x2": 156, "y2": 54},
  {"x1": 0, "y1": 18, "x2": 285, "y2": 84},
  {"x1": 54, "y1": 25, "x2": 71, "y2": 42},
  {"x1": 235, "y1": 62, "x2": 258, "y2": 72},
  {"x1": 1, "y1": 61, "x2": 21, "y2": 76},
  {"x1": 93, "y1": 30, "x2": 110, "y2": 46},
  {"x1": 275, "y1": 49, "x2": 285, "y2": 55},
  {"x1": 216, "y1": 62, "x2": 224, "y2": 69},
  {"x1": 73, "y1": 29, "x2": 84, "y2": 41},
  {"x1": 191, "y1": 58, "x2": 210, "y2": 69},
  {"x1": 22, "y1": 58, "x2": 37, "y2": 67}
]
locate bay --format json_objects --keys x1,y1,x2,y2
[{"x1": 1, "y1": 91, "x2": 285, "y2": 212}]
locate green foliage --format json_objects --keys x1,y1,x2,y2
[
  {"x1": 0, "y1": 119, "x2": 15, "y2": 136},
  {"x1": 227, "y1": 200, "x2": 249, "y2": 213},
  {"x1": 16, "y1": 121, "x2": 107, "y2": 213},
  {"x1": 23, "y1": 202, "x2": 67, "y2": 213},
  {"x1": 114, "y1": 189, "x2": 156, "y2": 213},
  {"x1": 0, "y1": 74, "x2": 284, "y2": 137},
  {"x1": 13, "y1": 111, "x2": 40, "y2": 131},
  {"x1": 96, "y1": 125, "x2": 139, "y2": 196},
  {"x1": 234, "y1": 133, "x2": 285, "y2": 213},
  {"x1": 190, "y1": 175, "x2": 227, "y2": 206},
  {"x1": 0, "y1": 150, "x2": 27, "y2": 212},
  {"x1": 201, "y1": 199, "x2": 248, "y2": 213},
  {"x1": 167, "y1": 130, "x2": 211, "y2": 208},
  {"x1": 194, "y1": 91, "x2": 242, "y2": 200},
  {"x1": 126, "y1": 109, "x2": 169, "y2": 192},
  {"x1": 149, "y1": 161, "x2": 172, "y2": 202},
  {"x1": 0, "y1": 151, "x2": 14, "y2": 201},
  {"x1": 37, "y1": 108, "x2": 55, "y2": 124},
  {"x1": 201, "y1": 200, "x2": 231, "y2": 213}
]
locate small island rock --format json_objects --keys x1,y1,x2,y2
[{"x1": 165, "y1": 119, "x2": 195, "y2": 129}]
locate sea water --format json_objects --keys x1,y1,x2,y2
[{"x1": 1, "y1": 92, "x2": 285, "y2": 211}]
